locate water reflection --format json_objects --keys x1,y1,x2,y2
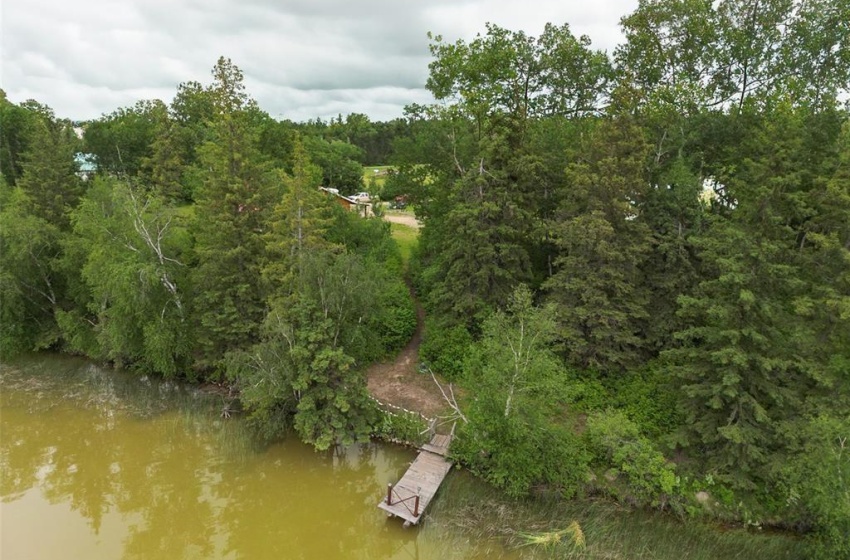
[{"x1": 0, "y1": 356, "x2": 516, "y2": 560}]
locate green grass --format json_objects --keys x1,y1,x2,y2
[
  {"x1": 390, "y1": 222, "x2": 418, "y2": 266},
  {"x1": 364, "y1": 166, "x2": 394, "y2": 191},
  {"x1": 428, "y1": 472, "x2": 809, "y2": 560}
]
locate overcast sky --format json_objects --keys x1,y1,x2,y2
[{"x1": 1, "y1": 0, "x2": 638, "y2": 123}]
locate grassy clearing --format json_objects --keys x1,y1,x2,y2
[
  {"x1": 385, "y1": 204, "x2": 416, "y2": 215},
  {"x1": 364, "y1": 165, "x2": 394, "y2": 191},
  {"x1": 428, "y1": 472, "x2": 808, "y2": 560},
  {"x1": 390, "y1": 222, "x2": 418, "y2": 266}
]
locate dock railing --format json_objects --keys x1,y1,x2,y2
[{"x1": 386, "y1": 483, "x2": 422, "y2": 518}]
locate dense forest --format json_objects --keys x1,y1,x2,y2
[{"x1": 1, "y1": 0, "x2": 848, "y2": 557}]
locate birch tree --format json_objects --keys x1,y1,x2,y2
[
  {"x1": 68, "y1": 177, "x2": 193, "y2": 376},
  {"x1": 453, "y1": 285, "x2": 586, "y2": 496}
]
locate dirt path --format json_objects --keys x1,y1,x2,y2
[
  {"x1": 382, "y1": 211, "x2": 421, "y2": 229},
  {"x1": 366, "y1": 286, "x2": 448, "y2": 419}
]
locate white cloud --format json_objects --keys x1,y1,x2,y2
[{"x1": 1, "y1": 0, "x2": 638, "y2": 122}]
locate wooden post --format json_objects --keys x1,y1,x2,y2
[
  {"x1": 386, "y1": 483, "x2": 393, "y2": 505},
  {"x1": 414, "y1": 492, "x2": 420, "y2": 517}
]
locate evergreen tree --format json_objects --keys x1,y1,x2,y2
[
  {"x1": 544, "y1": 113, "x2": 652, "y2": 373},
  {"x1": 140, "y1": 103, "x2": 190, "y2": 202},
  {"x1": 665, "y1": 104, "x2": 849, "y2": 485},
  {"x1": 16, "y1": 116, "x2": 82, "y2": 229},
  {"x1": 230, "y1": 252, "x2": 381, "y2": 449},
  {"x1": 0, "y1": 107, "x2": 82, "y2": 355},
  {"x1": 425, "y1": 128, "x2": 536, "y2": 324},
  {"x1": 192, "y1": 58, "x2": 277, "y2": 370},
  {"x1": 415, "y1": 23, "x2": 612, "y2": 325},
  {"x1": 640, "y1": 157, "x2": 705, "y2": 352},
  {"x1": 263, "y1": 137, "x2": 335, "y2": 297},
  {"x1": 0, "y1": 90, "x2": 41, "y2": 187}
]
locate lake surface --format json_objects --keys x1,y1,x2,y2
[{"x1": 0, "y1": 355, "x2": 517, "y2": 560}]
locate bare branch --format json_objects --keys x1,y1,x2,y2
[{"x1": 427, "y1": 367, "x2": 468, "y2": 424}]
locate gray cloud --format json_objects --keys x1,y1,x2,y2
[{"x1": 1, "y1": 0, "x2": 637, "y2": 122}]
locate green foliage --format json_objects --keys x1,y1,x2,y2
[
  {"x1": 664, "y1": 104, "x2": 849, "y2": 490},
  {"x1": 191, "y1": 58, "x2": 278, "y2": 370},
  {"x1": 544, "y1": 114, "x2": 652, "y2": 374},
  {"x1": 585, "y1": 410, "x2": 681, "y2": 509},
  {"x1": 411, "y1": 22, "x2": 614, "y2": 327},
  {"x1": 419, "y1": 316, "x2": 473, "y2": 380},
  {"x1": 372, "y1": 406, "x2": 430, "y2": 447},
  {"x1": 0, "y1": 103, "x2": 82, "y2": 357},
  {"x1": 230, "y1": 251, "x2": 383, "y2": 449},
  {"x1": 608, "y1": 363, "x2": 682, "y2": 440},
  {"x1": 370, "y1": 279, "x2": 416, "y2": 353},
  {"x1": 141, "y1": 104, "x2": 197, "y2": 202},
  {"x1": 778, "y1": 415, "x2": 850, "y2": 559},
  {"x1": 616, "y1": 0, "x2": 850, "y2": 111},
  {"x1": 16, "y1": 114, "x2": 83, "y2": 229},
  {"x1": 453, "y1": 413, "x2": 590, "y2": 498},
  {"x1": 427, "y1": 22, "x2": 611, "y2": 118},
  {"x1": 640, "y1": 157, "x2": 704, "y2": 352},
  {"x1": 0, "y1": 89, "x2": 42, "y2": 186},
  {"x1": 67, "y1": 177, "x2": 193, "y2": 376},
  {"x1": 263, "y1": 136, "x2": 334, "y2": 294},
  {"x1": 2, "y1": 18, "x2": 848, "y2": 549},
  {"x1": 304, "y1": 135, "x2": 365, "y2": 195},
  {"x1": 559, "y1": 373, "x2": 610, "y2": 414},
  {"x1": 2, "y1": 59, "x2": 419, "y2": 456},
  {"x1": 0, "y1": 204, "x2": 64, "y2": 355},
  {"x1": 452, "y1": 286, "x2": 591, "y2": 497},
  {"x1": 83, "y1": 100, "x2": 166, "y2": 177},
  {"x1": 326, "y1": 207, "x2": 402, "y2": 271},
  {"x1": 426, "y1": 181, "x2": 533, "y2": 324}
]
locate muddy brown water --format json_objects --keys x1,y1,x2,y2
[{"x1": 0, "y1": 355, "x2": 518, "y2": 560}]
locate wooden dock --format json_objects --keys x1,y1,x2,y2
[{"x1": 378, "y1": 432, "x2": 453, "y2": 526}]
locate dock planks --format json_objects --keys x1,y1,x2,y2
[{"x1": 378, "y1": 433, "x2": 453, "y2": 526}]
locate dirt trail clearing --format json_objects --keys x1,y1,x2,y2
[
  {"x1": 382, "y1": 212, "x2": 421, "y2": 229},
  {"x1": 366, "y1": 296, "x2": 448, "y2": 419},
  {"x1": 366, "y1": 216, "x2": 445, "y2": 418}
]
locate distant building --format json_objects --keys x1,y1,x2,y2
[
  {"x1": 319, "y1": 186, "x2": 370, "y2": 216},
  {"x1": 74, "y1": 153, "x2": 96, "y2": 180}
]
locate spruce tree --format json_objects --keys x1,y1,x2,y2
[
  {"x1": 192, "y1": 58, "x2": 277, "y2": 370},
  {"x1": 544, "y1": 113, "x2": 652, "y2": 374},
  {"x1": 665, "y1": 103, "x2": 850, "y2": 485},
  {"x1": 16, "y1": 116, "x2": 82, "y2": 230},
  {"x1": 0, "y1": 108, "x2": 82, "y2": 354}
]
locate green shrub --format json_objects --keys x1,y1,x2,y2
[
  {"x1": 419, "y1": 316, "x2": 472, "y2": 380},
  {"x1": 779, "y1": 415, "x2": 850, "y2": 560},
  {"x1": 371, "y1": 279, "x2": 417, "y2": 353},
  {"x1": 372, "y1": 405, "x2": 430, "y2": 447},
  {"x1": 586, "y1": 410, "x2": 681, "y2": 508},
  {"x1": 609, "y1": 361, "x2": 682, "y2": 439},
  {"x1": 561, "y1": 371, "x2": 610, "y2": 412},
  {"x1": 452, "y1": 410, "x2": 591, "y2": 499}
]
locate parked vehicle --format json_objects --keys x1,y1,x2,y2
[
  {"x1": 389, "y1": 195, "x2": 408, "y2": 210},
  {"x1": 351, "y1": 192, "x2": 370, "y2": 202}
]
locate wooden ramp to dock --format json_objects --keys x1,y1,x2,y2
[{"x1": 378, "y1": 432, "x2": 453, "y2": 526}]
